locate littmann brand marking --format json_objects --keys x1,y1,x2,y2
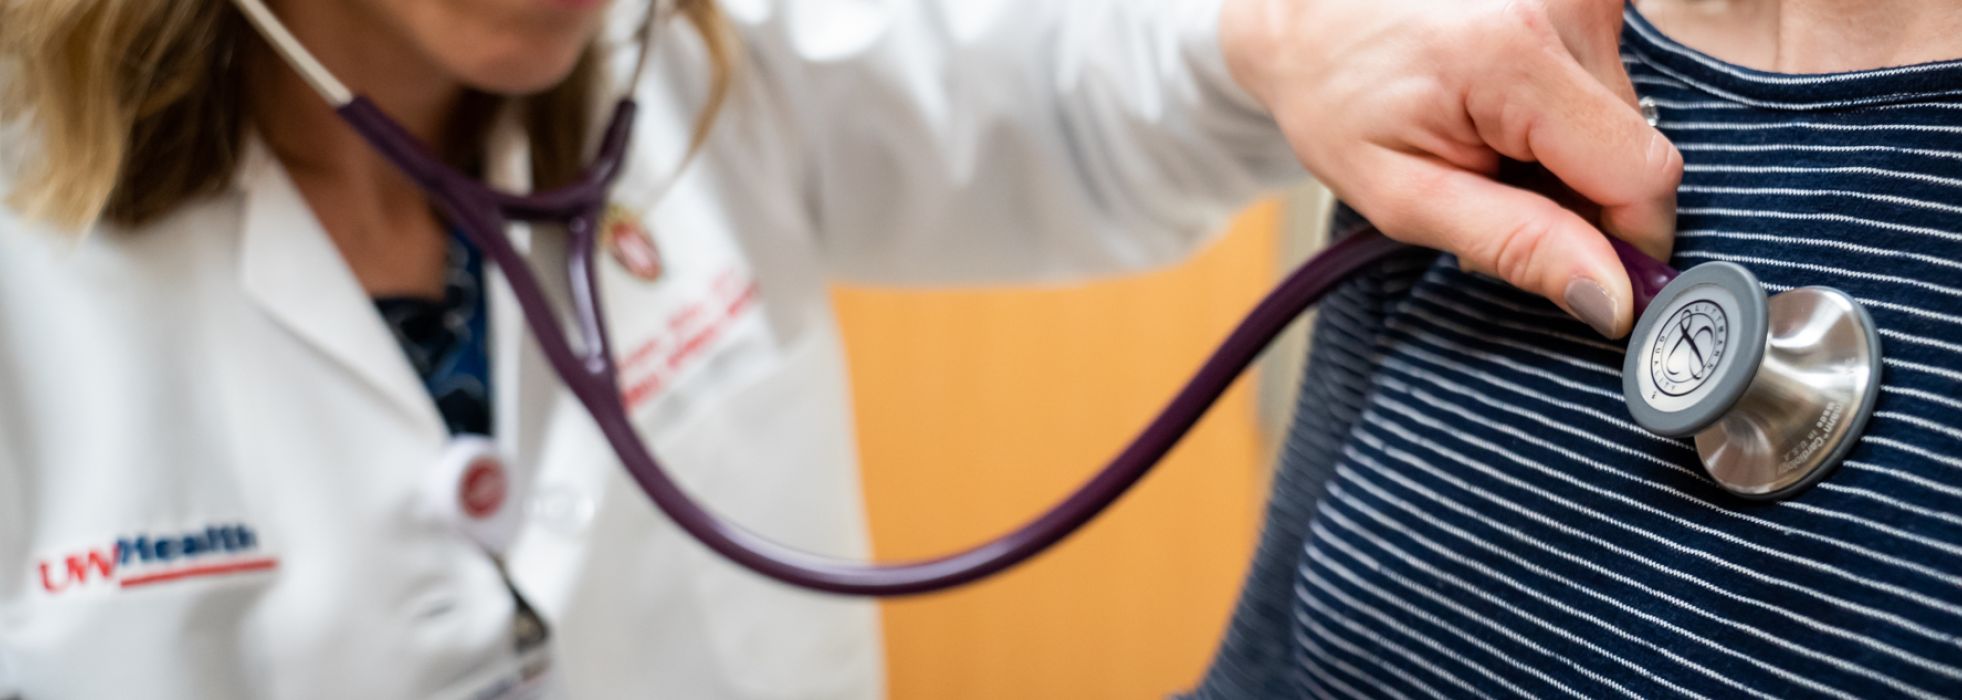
[
  {"x1": 1783, "y1": 400, "x2": 1846, "y2": 474},
  {"x1": 1650, "y1": 300, "x2": 1730, "y2": 399}
]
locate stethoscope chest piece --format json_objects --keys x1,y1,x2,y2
[{"x1": 1623, "y1": 263, "x2": 1884, "y2": 500}]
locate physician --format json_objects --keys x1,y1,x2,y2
[{"x1": 0, "y1": 0, "x2": 1680, "y2": 698}]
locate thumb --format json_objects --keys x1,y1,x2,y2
[{"x1": 1366, "y1": 158, "x2": 1634, "y2": 338}]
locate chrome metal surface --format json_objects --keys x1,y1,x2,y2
[{"x1": 1694, "y1": 287, "x2": 1882, "y2": 499}]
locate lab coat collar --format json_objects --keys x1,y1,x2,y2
[
  {"x1": 233, "y1": 135, "x2": 448, "y2": 440},
  {"x1": 230, "y1": 107, "x2": 552, "y2": 453},
  {"x1": 480, "y1": 114, "x2": 552, "y2": 458}
]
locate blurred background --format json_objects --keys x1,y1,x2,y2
[{"x1": 833, "y1": 187, "x2": 1332, "y2": 699}]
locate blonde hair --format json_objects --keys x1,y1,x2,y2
[{"x1": 0, "y1": 0, "x2": 734, "y2": 230}]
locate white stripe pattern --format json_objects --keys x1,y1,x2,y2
[{"x1": 1193, "y1": 8, "x2": 1962, "y2": 699}]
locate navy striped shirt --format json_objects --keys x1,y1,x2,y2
[{"x1": 1195, "y1": 8, "x2": 1962, "y2": 699}]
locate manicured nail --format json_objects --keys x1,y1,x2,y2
[{"x1": 1564, "y1": 277, "x2": 1619, "y2": 337}]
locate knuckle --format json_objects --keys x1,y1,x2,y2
[
  {"x1": 1498, "y1": 95, "x2": 1542, "y2": 157},
  {"x1": 1465, "y1": 84, "x2": 1538, "y2": 159},
  {"x1": 1488, "y1": 216, "x2": 1558, "y2": 288},
  {"x1": 1483, "y1": 0, "x2": 1573, "y2": 72},
  {"x1": 1494, "y1": 0, "x2": 1559, "y2": 44},
  {"x1": 1650, "y1": 135, "x2": 1687, "y2": 186},
  {"x1": 1499, "y1": 0, "x2": 1550, "y2": 27}
]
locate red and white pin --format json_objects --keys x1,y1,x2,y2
[
  {"x1": 602, "y1": 204, "x2": 664, "y2": 281},
  {"x1": 458, "y1": 455, "x2": 509, "y2": 520},
  {"x1": 426, "y1": 436, "x2": 527, "y2": 554}
]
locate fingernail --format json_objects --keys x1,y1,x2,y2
[
  {"x1": 1646, "y1": 131, "x2": 1675, "y2": 172},
  {"x1": 1564, "y1": 277, "x2": 1619, "y2": 337}
]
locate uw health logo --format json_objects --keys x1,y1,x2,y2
[{"x1": 36, "y1": 523, "x2": 277, "y2": 595}]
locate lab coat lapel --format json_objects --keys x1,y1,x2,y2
[
  {"x1": 482, "y1": 117, "x2": 560, "y2": 465},
  {"x1": 234, "y1": 140, "x2": 448, "y2": 440}
]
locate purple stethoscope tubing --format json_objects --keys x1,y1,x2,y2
[
  {"x1": 349, "y1": 90, "x2": 1409, "y2": 595},
  {"x1": 340, "y1": 94, "x2": 1674, "y2": 595},
  {"x1": 237, "y1": 0, "x2": 1678, "y2": 596}
]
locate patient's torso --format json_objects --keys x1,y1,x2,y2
[{"x1": 1201, "y1": 9, "x2": 1962, "y2": 699}]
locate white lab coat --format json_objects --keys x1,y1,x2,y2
[{"x1": 0, "y1": 0, "x2": 1298, "y2": 697}]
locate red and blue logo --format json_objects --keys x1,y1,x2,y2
[{"x1": 37, "y1": 523, "x2": 277, "y2": 594}]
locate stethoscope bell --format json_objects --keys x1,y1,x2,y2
[{"x1": 1623, "y1": 263, "x2": 1884, "y2": 500}]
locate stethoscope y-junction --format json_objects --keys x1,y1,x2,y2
[{"x1": 232, "y1": 0, "x2": 1884, "y2": 596}]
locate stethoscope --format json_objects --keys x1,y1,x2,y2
[{"x1": 233, "y1": 0, "x2": 1884, "y2": 596}]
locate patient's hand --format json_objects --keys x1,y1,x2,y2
[{"x1": 1221, "y1": 0, "x2": 1681, "y2": 338}]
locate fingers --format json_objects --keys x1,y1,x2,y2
[
  {"x1": 1241, "y1": 0, "x2": 1678, "y2": 338},
  {"x1": 1529, "y1": 63, "x2": 1682, "y2": 262},
  {"x1": 1471, "y1": 47, "x2": 1682, "y2": 262},
  {"x1": 1543, "y1": 0, "x2": 1639, "y2": 106},
  {"x1": 1364, "y1": 155, "x2": 1635, "y2": 338}
]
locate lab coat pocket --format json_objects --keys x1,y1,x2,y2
[
  {"x1": 687, "y1": 551, "x2": 883, "y2": 699},
  {"x1": 9, "y1": 520, "x2": 279, "y2": 698},
  {"x1": 668, "y1": 333, "x2": 884, "y2": 699}
]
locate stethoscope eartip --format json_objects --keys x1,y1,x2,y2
[{"x1": 1623, "y1": 263, "x2": 1883, "y2": 501}]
